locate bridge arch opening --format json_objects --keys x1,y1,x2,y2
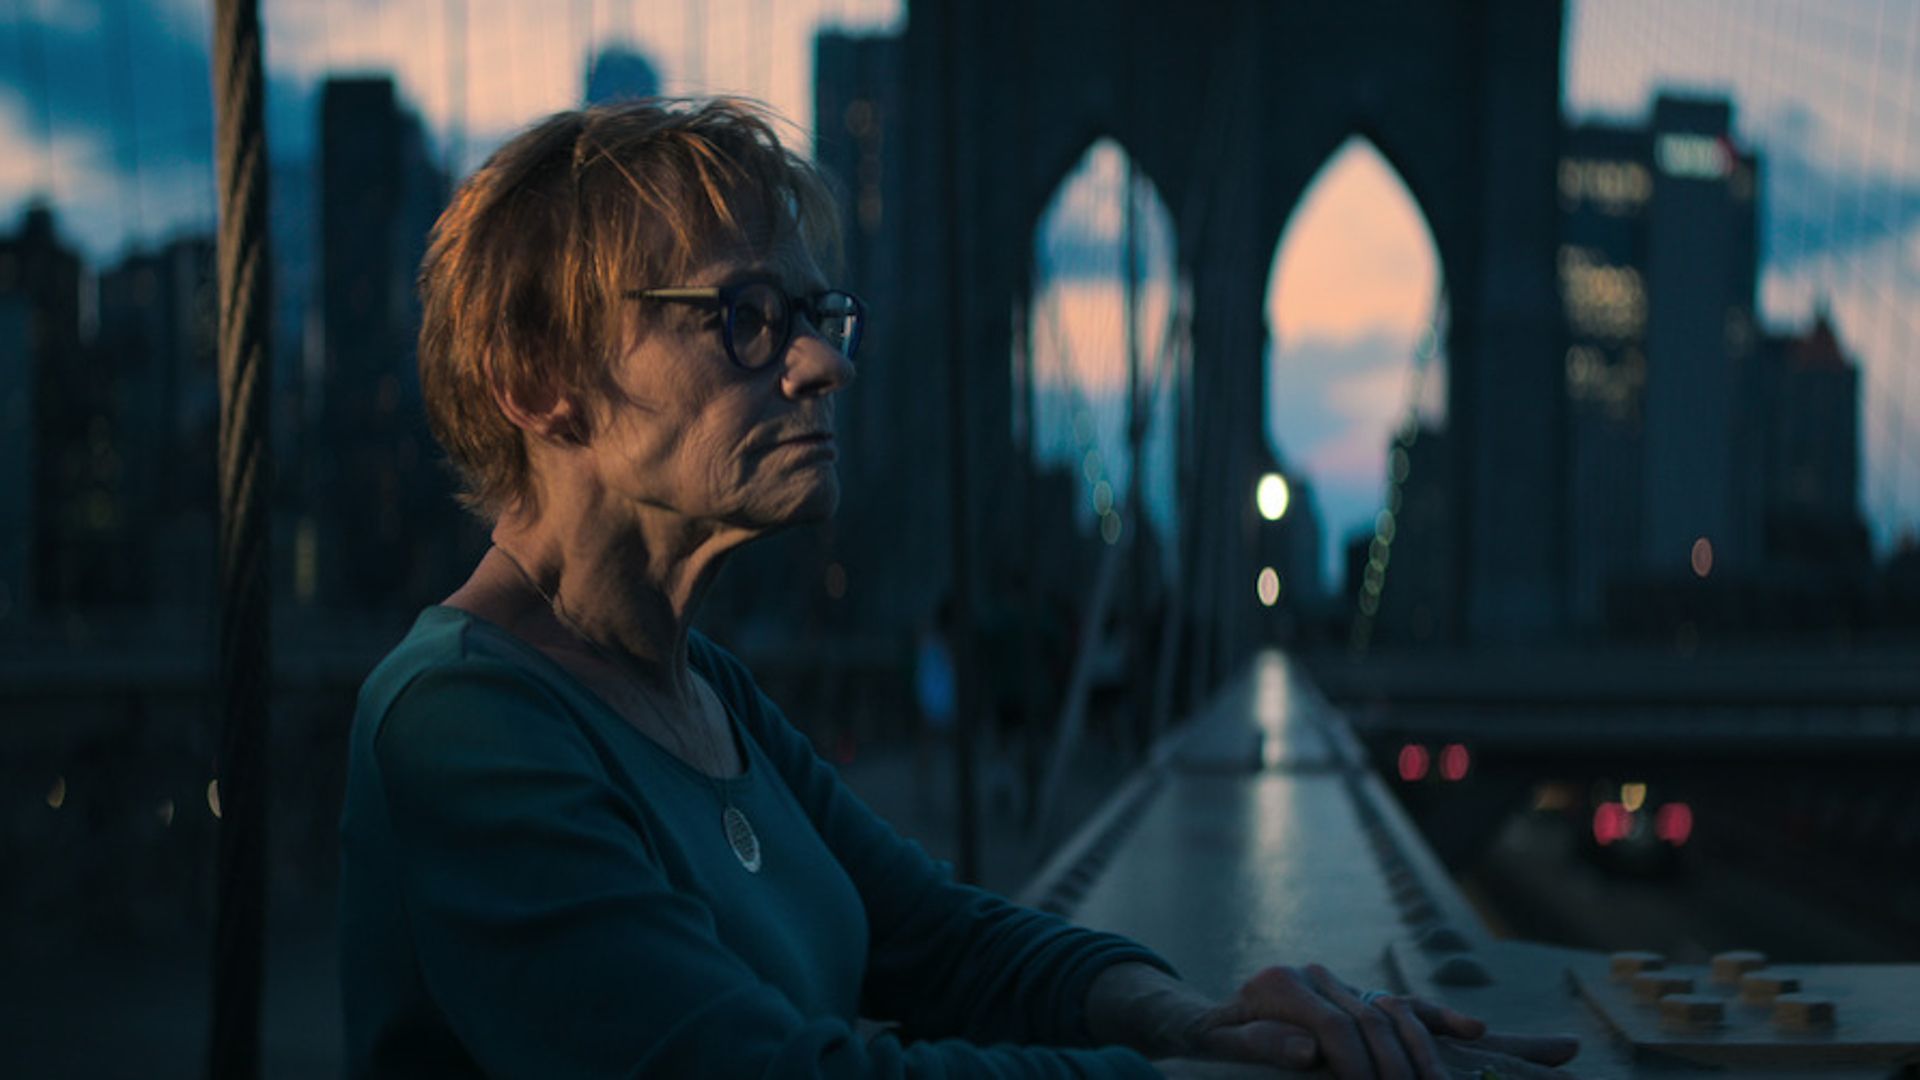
[
  {"x1": 1263, "y1": 136, "x2": 1449, "y2": 633},
  {"x1": 1022, "y1": 137, "x2": 1179, "y2": 558}
]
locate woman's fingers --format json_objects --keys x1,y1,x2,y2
[
  {"x1": 1236, "y1": 966, "x2": 1373, "y2": 1077},
  {"x1": 1371, "y1": 995, "x2": 1449, "y2": 1080},
  {"x1": 1306, "y1": 964, "x2": 1421, "y2": 1080},
  {"x1": 1406, "y1": 996, "x2": 1487, "y2": 1040},
  {"x1": 1221, "y1": 966, "x2": 1566, "y2": 1080}
]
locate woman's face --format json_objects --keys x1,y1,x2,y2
[{"x1": 582, "y1": 229, "x2": 856, "y2": 536}]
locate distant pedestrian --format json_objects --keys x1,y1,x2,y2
[{"x1": 912, "y1": 597, "x2": 957, "y2": 815}]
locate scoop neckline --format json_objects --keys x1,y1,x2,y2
[{"x1": 424, "y1": 604, "x2": 755, "y2": 787}]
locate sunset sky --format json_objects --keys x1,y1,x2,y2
[{"x1": 2, "y1": 0, "x2": 1915, "y2": 576}]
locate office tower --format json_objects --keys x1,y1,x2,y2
[
  {"x1": 1640, "y1": 96, "x2": 1763, "y2": 577},
  {"x1": 312, "y1": 76, "x2": 459, "y2": 610},
  {"x1": 1560, "y1": 121, "x2": 1654, "y2": 624},
  {"x1": 95, "y1": 235, "x2": 220, "y2": 609},
  {"x1": 1756, "y1": 313, "x2": 1866, "y2": 571},
  {"x1": 0, "y1": 205, "x2": 124, "y2": 614},
  {"x1": 1560, "y1": 95, "x2": 1765, "y2": 626},
  {"x1": 584, "y1": 45, "x2": 661, "y2": 104}
]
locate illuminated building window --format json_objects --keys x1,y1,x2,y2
[
  {"x1": 1559, "y1": 246, "x2": 1646, "y2": 340},
  {"x1": 1558, "y1": 158, "x2": 1652, "y2": 215},
  {"x1": 1655, "y1": 133, "x2": 1733, "y2": 180}
]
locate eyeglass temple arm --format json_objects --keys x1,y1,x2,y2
[{"x1": 624, "y1": 287, "x2": 722, "y2": 302}]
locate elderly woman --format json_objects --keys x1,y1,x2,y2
[{"x1": 338, "y1": 98, "x2": 1577, "y2": 1079}]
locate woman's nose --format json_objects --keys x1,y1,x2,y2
[{"x1": 781, "y1": 329, "x2": 856, "y2": 398}]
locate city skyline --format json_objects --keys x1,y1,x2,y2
[{"x1": 1, "y1": 0, "x2": 1914, "y2": 563}]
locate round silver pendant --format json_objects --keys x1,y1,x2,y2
[{"x1": 723, "y1": 805, "x2": 761, "y2": 873}]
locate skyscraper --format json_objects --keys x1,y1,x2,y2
[
  {"x1": 0, "y1": 291, "x2": 31, "y2": 625},
  {"x1": 1560, "y1": 95, "x2": 1765, "y2": 626},
  {"x1": 1559, "y1": 120, "x2": 1653, "y2": 625},
  {"x1": 584, "y1": 45, "x2": 661, "y2": 105},
  {"x1": 1756, "y1": 313, "x2": 1866, "y2": 572},
  {"x1": 1640, "y1": 96, "x2": 1762, "y2": 577},
  {"x1": 0, "y1": 205, "x2": 125, "y2": 615},
  {"x1": 1559, "y1": 93, "x2": 1864, "y2": 633},
  {"x1": 312, "y1": 76, "x2": 464, "y2": 611},
  {"x1": 800, "y1": 30, "x2": 929, "y2": 634},
  {"x1": 94, "y1": 235, "x2": 220, "y2": 610}
]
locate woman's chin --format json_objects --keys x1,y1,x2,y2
[
  {"x1": 745, "y1": 475, "x2": 840, "y2": 531},
  {"x1": 788, "y1": 475, "x2": 841, "y2": 524}
]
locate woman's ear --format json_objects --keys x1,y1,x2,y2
[{"x1": 496, "y1": 379, "x2": 588, "y2": 446}]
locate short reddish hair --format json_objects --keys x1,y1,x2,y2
[{"x1": 417, "y1": 97, "x2": 841, "y2": 519}]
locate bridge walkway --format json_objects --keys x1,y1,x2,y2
[{"x1": 1020, "y1": 651, "x2": 1920, "y2": 1078}]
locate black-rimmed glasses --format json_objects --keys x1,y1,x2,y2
[{"x1": 626, "y1": 281, "x2": 867, "y2": 371}]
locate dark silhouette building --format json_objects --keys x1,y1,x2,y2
[
  {"x1": 584, "y1": 46, "x2": 662, "y2": 105},
  {"x1": 886, "y1": 0, "x2": 1568, "y2": 658},
  {"x1": 0, "y1": 270, "x2": 32, "y2": 625},
  {"x1": 805, "y1": 30, "x2": 920, "y2": 635},
  {"x1": 1755, "y1": 312, "x2": 1867, "y2": 574},
  {"x1": 1561, "y1": 96, "x2": 1763, "y2": 623},
  {"x1": 1559, "y1": 94, "x2": 1864, "y2": 635},
  {"x1": 0, "y1": 205, "x2": 124, "y2": 617},
  {"x1": 310, "y1": 76, "x2": 465, "y2": 612},
  {"x1": 1559, "y1": 120, "x2": 1654, "y2": 626},
  {"x1": 1640, "y1": 96, "x2": 1763, "y2": 577},
  {"x1": 94, "y1": 235, "x2": 220, "y2": 611},
  {"x1": 1, "y1": 207, "x2": 228, "y2": 626}
]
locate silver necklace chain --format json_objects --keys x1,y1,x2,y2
[{"x1": 490, "y1": 543, "x2": 763, "y2": 872}]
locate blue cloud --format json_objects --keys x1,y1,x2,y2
[{"x1": 1, "y1": 0, "x2": 317, "y2": 254}]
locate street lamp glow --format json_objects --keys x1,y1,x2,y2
[
  {"x1": 1256, "y1": 473, "x2": 1291, "y2": 521},
  {"x1": 1256, "y1": 567, "x2": 1281, "y2": 607}
]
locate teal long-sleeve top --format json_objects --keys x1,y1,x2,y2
[{"x1": 339, "y1": 606, "x2": 1170, "y2": 1078}]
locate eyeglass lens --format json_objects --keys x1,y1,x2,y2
[{"x1": 726, "y1": 282, "x2": 860, "y2": 368}]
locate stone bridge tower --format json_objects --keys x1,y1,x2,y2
[{"x1": 869, "y1": 0, "x2": 1566, "y2": 666}]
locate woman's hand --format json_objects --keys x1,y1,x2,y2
[{"x1": 1181, "y1": 964, "x2": 1579, "y2": 1080}]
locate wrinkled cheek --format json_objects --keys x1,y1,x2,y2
[{"x1": 697, "y1": 439, "x2": 754, "y2": 516}]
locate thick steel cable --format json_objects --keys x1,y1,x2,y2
[
  {"x1": 938, "y1": 0, "x2": 981, "y2": 884},
  {"x1": 207, "y1": 0, "x2": 274, "y2": 1075},
  {"x1": 19, "y1": 0, "x2": 56, "y2": 197}
]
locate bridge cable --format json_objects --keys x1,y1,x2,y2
[
  {"x1": 205, "y1": 0, "x2": 274, "y2": 1074},
  {"x1": 17, "y1": 0, "x2": 57, "y2": 199},
  {"x1": 109, "y1": 0, "x2": 148, "y2": 247}
]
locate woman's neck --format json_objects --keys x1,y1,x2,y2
[{"x1": 486, "y1": 500, "x2": 745, "y2": 704}]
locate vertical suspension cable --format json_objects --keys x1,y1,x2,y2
[
  {"x1": 1886, "y1": 1, "x2": 1919, "y2": 539},
  {"x1": 20, "y1": 0, "x2": 57, "y2": 199},
  {"x1": 937, "y1": 0, "x2": 980, "y2": 884},
  {"x1": 182, "y1": 0, "x2": 218, "y2": 238},
  {"x1": 445, "y1": 0, "x2": 466, "y2": 181},
  {"x1": 684, "y1": 0, "x2": 703, "y2": 90},
  {"x1": 109, "y1": 0, "x2": 148, "y2": 247},
  {"x1": 206, "y1": 0, "x2": 273, "y2": 1074},
  {"x1": 1801, "y1": 0, "x2": 1907, "y2": 548},
  {"x1": 1851, "y1": 0, "x2": 1890, "y2": 529},
  {"x1": 752, "y1": 0, "x2": 770, "y2": 100},
  {"x1": 1122, "y1": 153, "x2": 1149, "y2": 748},
  {"x1": 572, "y1": 0, "x2": 587, "y2": 101}
]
